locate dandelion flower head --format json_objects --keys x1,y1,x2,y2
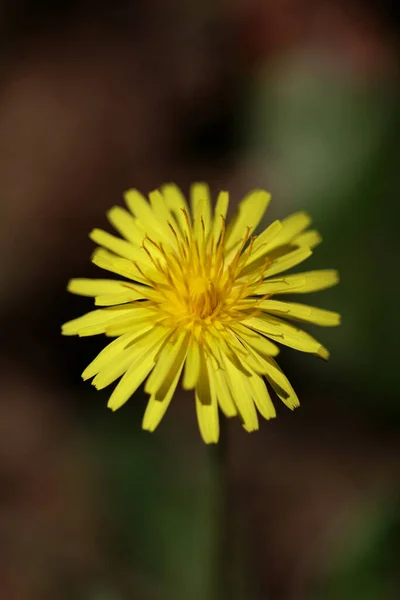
[{"x1": 62, "y1": 184, "x2": 340, "y2": 443}]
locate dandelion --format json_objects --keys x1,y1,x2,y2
[{"x1": 62, "y1": 184, "x2": 340, "y2": 443}]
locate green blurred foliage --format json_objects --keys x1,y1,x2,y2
[
  {"x1": 311, "y1": 498, "x2": 400, "y2": 600},
  {"x1": 249, "y1": 62, "x2": 400, "y2": 413}
]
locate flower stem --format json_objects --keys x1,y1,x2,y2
[{"x1": 215, "y1": 419, "x2": 234, "y2": 600}]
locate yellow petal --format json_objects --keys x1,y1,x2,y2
[
  {"x1": 238, "y1": 347, "x2": 270, "y2": 376},
  {"x1": 238, "y1": 340, "x2": 299, "y2": 410},
  {"x1": 244, "y1": 315, "x2": 329, "y2": 359},
  {"x1": 265, "y1": 247, "x2": 312, "y2": 278},
  {"x1": 84, "y1": 313, "x2": 151, "y2": 338},
  {"x1": 293, "y1": 229, "x2": 322, "y2": 249},
  {"x1": 91, "y1": 324, "x2": 155, "y2": 388},
  {"x1": 124, "y1": 187, "x2": 157, "y2": 223},
  {"x1": 144, "y1": 330, "x2": 188, "y2": 395},
  {"x1": 61, "y1": 307, "x2": 135, "y2": 336},
  {"x1": 82, "y1": 332, "x2": 137, "y2": 381},
  {"x1": 225, "y1": 190, "x2": 271, "y2": 252},
  {"x1": 262, "y1": 211, "x2": 311, "y2": 253},
  {"x1": 227, "y1": 332, "x2": 272, "y2": 376},
  {"x1": 222, "y1": 355, "x2": 259, "y2": 432},
  {"x1": 243, "y1": 220, "x2": 283, "y2": 269},
  {"x1": 223, "y1": 327, "x2": 254, "y2": 359},
  {"x1": 107, "y1": 327, "x2": 168, "y2": 411},
  {"x1": 229, "y1": 332, "x2": 297, "y2": 410},
  {"x1": 106, "y1": 355, "x2": 155, "y2": 409},
  {"x1": 213, "y1": 333, "x2": 250, "y2": 373},
  {"x1": 257, "y1": 270, "x2": 340, "y2": 295},
  {"x1": 92, "y1": 346, "x2": 142, "y2": 389},
  {"x1": 148, "y1": 189, "x2": 172, "y2": 223},
  {"x1": 89, "y1": 229, "x2": 145, "y2": 262},
  {"x1": 292, "y1": 270, "x2": 340, "y2": 293},
  {"x1": 67, "y1": 278, "x2": 136, "y2": 298},
  {"x1": 160, "y1": 183, "x2": 191, "y2": 237},
  {"x1": 142, "y1": 364, "x2": 183, "y2": 433},
  {"x1": 248, "y1": 371, "x2": 276, "y2": 420},
  {"x1": 142, "y1": 334, "x2": 188, "y2": 432},
  {"x1": 191, "y1": 182, "x2": 212, "y2": 240},
  {"x1": 153, "y1": 339, "x2": 187, "y2": 403},
  {"x1": 211, "y1": 190, "x2": 229, "y2": 243},
  {"x1": 94, "y1": 292, "x2": 141, "y2": 306},
  {"x1": 91, "y1": 248, "x2": 152, "y2": 285},
  {"x1": 107, "y1": 206, "x2": 143, "y2": 245},
  {"x1": 195, "y1": 349, "x2": 219, "y2": 444},
  {"x1": 124, "y1": 188, "x2": 172, "y2": 244},
  {"x1": 231, "y1": 323, "x2": 280, "y2": 357},
  {"x1": 94, "y1": 283, "x2": 151, "y2": 306},
  {"x1": 261, "y1": 355, "x2": 299, "y2": 410},
  {"x1": 207, "y1": 358, "x2": 237, "y2": 417},
  {"x1": 252, "y1": 220, "x2": 283, "y2": 251},
  {"x1": 219, "y1": 329, "x2": 273, "y2": 376},
  {"x1": 258, "y1": 299, "x2": 341, "y2": 327},
  {"x1": 104, "y1": 310, "x2": 158, "y2": 337},
  {"x1": 182, "y1": 339, "x2": 201, "y2": 390},
  {"x1": 148, "y1": 189, "x2": 177, "y2": 245}
]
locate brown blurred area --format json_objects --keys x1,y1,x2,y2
[{"x1": 0, "y1": 2, "x2": 399, "y2": 599}]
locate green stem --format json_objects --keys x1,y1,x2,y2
[{"x1": 215, "y1": 419, "x2": 233, "y2": 600}]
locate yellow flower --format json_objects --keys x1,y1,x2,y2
[{"x1": 62, "y1": 184, "x2": 340, "y2": 443}]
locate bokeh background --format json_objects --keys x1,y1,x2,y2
[{"x1": 1, "y1": 1, "x2": 399, "y2": 599}]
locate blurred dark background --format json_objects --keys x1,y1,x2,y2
[{"x1": 0, "y1": 1, "x2": 399, "y2": 599}]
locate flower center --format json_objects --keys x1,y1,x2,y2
[
  {"x1": 188, "y1": 276, "x2": 218, "y2": 318},
  {"x1": 134, "y1": 212, "x2": 268, "y2": 332}
]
